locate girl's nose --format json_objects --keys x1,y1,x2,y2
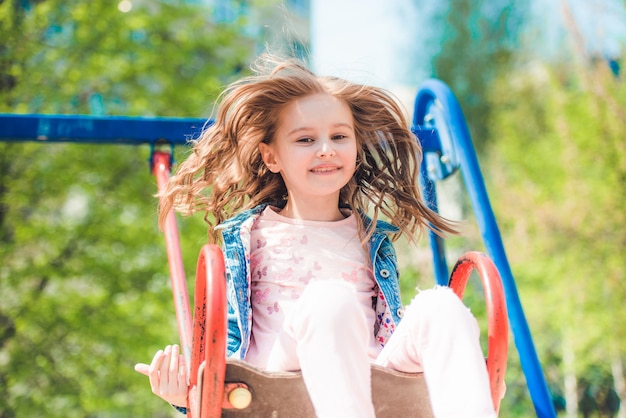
[{"x1": 316, "y1": 137, "x2": 336, "y2": 157}]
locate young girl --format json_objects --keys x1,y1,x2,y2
[{"x1": 135, "y1": 56, "x2": 497, "y2": 417}]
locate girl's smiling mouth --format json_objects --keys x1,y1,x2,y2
[{"x1": 310, "y1": 165, "x2": 341, "y2": 174}]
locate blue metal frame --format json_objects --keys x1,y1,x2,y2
[
  {"x1": 0, "y1": 85, "x2": 556, "y2": 415},
  {"x1": 0, "y1": 113, "x2": 206, "y2": 145},
  {"x1": 412, "y1": 79, "x2": 556, "y2": 417}
]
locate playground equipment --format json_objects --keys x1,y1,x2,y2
[
  {"x1": 183, "y1": 243, "x2": 507, "y2": 417},
  {"x1": 0, "y1": 79, "x2": 557, "y2": 417}
]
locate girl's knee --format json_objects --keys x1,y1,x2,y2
[
  {"x1": 413, "y1": 286, "x2": 464, "y2": 309},
  {"x1": 405, "y1": 286, "x2": 479, "y2": 332},
  {"x1": 290, "y1": 281, "x2": 370, "y2": 346}
]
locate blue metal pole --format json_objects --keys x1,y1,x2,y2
[
  {"x1": 0, "y1": 114, "x2": 206, "y2": 145},
  {"x1": 413, "y1": 126, "x2": 450, "y2": 286},
  {"x1": 418, "y1": 165, "x2": 450, "y2": 286},
  {"x1": 413, "y1": 79, "x2": 557, "y2": 417}
]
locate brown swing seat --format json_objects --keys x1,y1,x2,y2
[{"x1": 212, "y1": 358, "x2": 433, "y2": 418}]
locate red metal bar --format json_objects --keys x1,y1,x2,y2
[
  {"x1": 152, "y1": 151, "x2": 193, "y2": 374},
  {"x1": 188, "y1": 245, "x2": 227, "y2": 418},
  {"x1": 448, "y1": 251, "x2": 509, "y2": 413}
]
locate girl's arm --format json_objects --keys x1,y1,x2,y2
[{"x1": 135, "y1": 344, "x2": 188, "y2": 408}]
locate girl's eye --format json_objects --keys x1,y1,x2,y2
[
  {"x1": 332, "y1": 134, "x2": 347, "y2": 140},
  {"x1": 297, "y1": 137, "x2": 314, "y2": 143}
]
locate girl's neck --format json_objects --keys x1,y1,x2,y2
[{"x1": 279, "y1": 198, "x2": 345, "y2": 222}]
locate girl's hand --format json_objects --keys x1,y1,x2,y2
[{"x1": 135, "y1": 344, "x2": 188, "y2": 407}]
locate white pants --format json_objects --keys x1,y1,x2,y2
[{"x1": 262, "y1": 281, "x2": 497, "y2": 418}]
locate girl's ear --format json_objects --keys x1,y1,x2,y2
[{"x1": 259, "y1": 143, "x2": 280, "y2": 173}]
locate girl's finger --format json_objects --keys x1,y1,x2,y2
[
  {"x1": 178, "y1": 354, "x2": 187, "y2": 387},
  {"x1": 170, "y1": 344, "x2": 180, "y2": 374},
  {"x1": 148, "y1": 349, "x2": 164, "y2": 391},
  {"x1": 159, "y1": 345, "x2": 172, "y2": 388},
  {"x1": 134, "y1": 363, "x2": 150, "y2": 376}
]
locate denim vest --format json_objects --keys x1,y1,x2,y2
[{"x1": 215, "y1": 204, "x2": 404, "y2": 359}]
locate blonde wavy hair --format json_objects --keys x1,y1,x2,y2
[{"x1": 159, "y1": 55, "x2": 456, "y2": 243}]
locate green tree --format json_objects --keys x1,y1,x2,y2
[
  {"x1": 428, "y1": 0, "x2": 527, "y2": 150},
  {"x1": 486, "y1": 55, "x2": 626, "y2": 416},
  {"x1": 404, "y1": 2, "x2": 625, "y2": 415},
  {"x1": 0, "y1": 0, "x2": 252, "y2": 116},
  {"x1": 0, "y1": 0, "x2": 255, "y2": 416}
]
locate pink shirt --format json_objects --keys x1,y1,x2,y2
[{"x1": 246, "y1": 206, "x2": 381, "y2": 368}]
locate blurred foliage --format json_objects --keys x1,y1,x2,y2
[
  {"x1": 486, "y1": 56, "x2": 625, "y2": 416},
  {"x1": 407, "y1": 0, "x2": 625, "y2": 416},
  {"x1": 0, "y1": 142, "x2": 205, "y2": 417},
  {"x1": 0, "y1": 0, "x2": 251, "y2": 116},
  {"x1": 0, "y1": 0, "x2": 256, "y2": 416},
  {"x1": 430, "y1": 0, "x2": 528, "y2": 151}
]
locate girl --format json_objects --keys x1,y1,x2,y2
[{"x1": 135, "y1": 56, "x2": 497, "y2": 417}]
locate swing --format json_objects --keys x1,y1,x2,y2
[
  {"x1": 182, "y1": 244, "x2": 507, "y2": 418},
  {"x1": 0, "y1": 79, "x2": 556, "y2": 417},
  {"x1": 154, "y1": 179, "x2": 508, "y2": 418}
]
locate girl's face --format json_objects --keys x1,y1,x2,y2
[{"x1": 259, "y1": 93, "x2": 357, "y2": 218}]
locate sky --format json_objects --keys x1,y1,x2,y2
[
  {"x1": 532, "y1": 0, "x2": 626, "y2": 58},
  {"x1": 310, "y1": 0, "x2": 432, "y2": 109},
  {"x1": 311, "y1": 0, "x2": 421, "y2": 89},
  {"x1": 311, "y1": 0, "x2": 626, "y2": 94}
]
